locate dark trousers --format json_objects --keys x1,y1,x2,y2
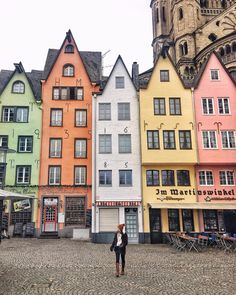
[{"x1": 114, "y1": 246, "x2": 125, "y2": 265}]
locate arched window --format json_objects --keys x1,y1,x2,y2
[
  {"x1": 12, "y1": 81, "x2": 25, "y2": 93},
  {"x1": 65, "y1": 44, "x2": 74, "y2": 53},
  {"x1": 184, "y1": 67, "x2": 190, "y2": 76},
  {"x1": 63, "y1": 64, "x2": 74, "y2": 77},
  {"x1": 219, "y1": 47, "x2": 225, "y2": 56},
  {"x1": 179, "y1": 8, "x2": 183, "y2": 20},
  {"x1": 179, "y1": 44, "x2": 184, "y2": 57},
  {"x1": 232, "y1": 42, "x2": 236, "y2": 52},
  {"x1": 226, "y1": 44, "x2": 231, "y2": 54},
  {"x1": 156, "y1": 7, "x2": 159, "y2": 23}
]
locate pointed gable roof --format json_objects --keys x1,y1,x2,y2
[
  {"x1": 99, "y1": 55, "x2": 136, "y2": 93},
  {"x1": 42, "y1": 30, "x2": 102, "y2": 84},
  {"x1": 0, "y1": 62, "x2": 43, "y2": 102},
  {"x1": 139, "y1": 48, "x2": 190, "y2": 89},
  {"x1": 194, "y1": 51, "x2": 236, "y2": 88}
]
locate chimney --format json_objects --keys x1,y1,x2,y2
[{"x1": 132, "y1": 62, "x2": 139, "y2": 90}]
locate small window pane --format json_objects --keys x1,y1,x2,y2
[
  {"x1": 118, "y1": 103, "x2": 130, "y2": 120},
  {"x1": 16, "y1": 108, "x2": 28, "y2": 122},
  {"x1": 162, "y1": 170, "x2": 175, "y2": 186},
  {"x1": 0, "y1": 136, "x2": 8, "y2": 148},
  {"x1": 177, "y1": 170, "x2": 190, "y2": 186},
  {"x1": 2, "y1": 107, "x2": 15, "y2": 122},
  {"x1": 63, "y1": 65, "x2": 74, "y2": 76},
  {"x1": 119, "y1": 170, "x2": 132, "y2": 186},
  {"x1": 99, "y1": 170, "x2": 112, "y2": 186},
  {"x1": 179, "y1": 131, "x2": 191, "y2": 149},
  {"x1": 75, "y1": 110, "x2": 87, "y2": 127},
  {"x1": 75, "y1": 139, "x2": 87, "y2": 158},
  {"x1": 18, "y1": 137, "x2": 33, "y2": 153},
  {"x1": 169, "y1": 98, "x2": 181, "y2": 115},
  {"x1": 99, "y1": 103, "x2": 111, "y2": 120},
  {"x1": 163, "y1": 131, "x2": 175, "y2": 149},
  {"x1": 99, "y1": 135, "x2": 112, "y2": 153},
  {"x1": 146, "y1": 170, "x2": 159, "y2": 186},
  {"x1": 119, "y1": 135, "x2": 131, "y2": 153},
  {"x1": 53, "y1": 88, "x2": 60, "y2": 100},
  {"x1": 116, "y1": 76, "x2": 125, "y2": 89},
  {"x1": 147, "y1": 131, "x2": 159, "y2": 149}
]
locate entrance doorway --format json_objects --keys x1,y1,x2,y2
[
  {"x1": 42, "y1": 198, "x2": 58, "y2": 232},
  {"x1": 224, "y1": 210, "x2": 236, "y2": 233},
  {"x1": 149, "y1": 208, "x2": 162, "y2": 243},
  {"x1": 125, "y1": 208, "x2": 138, "y2": 244}
]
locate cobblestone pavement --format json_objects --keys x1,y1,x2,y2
[{"x1": 0, "y1": 239, "x2": 235, "y2": 295}]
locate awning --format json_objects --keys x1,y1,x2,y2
[
  {"x1": 148, "y1": 203, "x2": 236, "y2": 210},
  {"x1": 0, "y1": 189, "x2": 35, "y2": 200}
]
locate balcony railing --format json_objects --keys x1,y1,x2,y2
[{"x1": 201, "y1": 8, "x2": 224, "y2": 15}]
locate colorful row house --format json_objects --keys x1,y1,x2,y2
[
  {"x1": 37, "y1": 31, "x2": 101, "y2": 238},
  {"x1": 139, "y1": 51, "x2": 199, "y2": 243},
  {"x1": 92, "y1": 56, "x2": 142, "y2": 243},
  {"x1": 0, "y1": 63, "x2": 42, "y2": 233},
  {"x1": 194, "y1": 53, "x2": 236, "y2": 234}
]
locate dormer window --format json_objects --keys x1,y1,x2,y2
[
  {"x1": 65, "y1": 44, "x2": 74, "y2": 53},
  {"x1": 179, "y1": 8, "x2": 183, "y2": 20},
  {"x1": 63, "y1": 64, "x2": 74, "y2": 77},
  {"x1": 12, "y1": 81, "x2": 25, "y2": 93}
]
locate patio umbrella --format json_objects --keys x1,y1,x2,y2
[{"x1": 0, "y1": 189, "x2": 35, "y2": 200}]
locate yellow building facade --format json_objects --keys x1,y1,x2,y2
[{"x1": 139, "y1": 52, "x2": 199, "y2": 243}]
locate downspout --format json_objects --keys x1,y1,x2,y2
[{"x1": 91, "y1": 93, "x2": 97, "y2": 241}]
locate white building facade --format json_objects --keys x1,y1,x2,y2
[{"x1": 92, "y1": 56, "x2": 143, "y2": 243}]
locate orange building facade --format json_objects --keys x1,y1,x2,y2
[{"x1": 37, "y1": 31, "x2": 101, "y2": 238}]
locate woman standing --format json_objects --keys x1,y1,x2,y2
[{"x1": 110, "y1": 224, "x2": 128, "y2": 277}]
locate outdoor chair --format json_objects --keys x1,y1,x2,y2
[{"x1": 197, "y1": 235, "x2": 209, "y2": 250}]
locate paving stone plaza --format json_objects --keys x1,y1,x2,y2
[{"x1": 0, "y1": 239, "x2": 235, "y2": 295}]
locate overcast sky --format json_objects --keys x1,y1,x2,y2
[{"x1": 0, "y1": 0, "x2": 153, "y2": 76}]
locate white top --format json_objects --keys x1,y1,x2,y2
[{"x1": 116, "y1": 232, "x2": 122, "y2": 246}]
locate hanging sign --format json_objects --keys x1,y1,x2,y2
[{"x1": 13, "y1": 199, "x2": 31, "y2": 212}]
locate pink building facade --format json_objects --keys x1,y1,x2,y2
[{"x1": 194, "y1": 53, "x2": 236, "y2": 233}]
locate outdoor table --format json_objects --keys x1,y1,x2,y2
[{"x1": 180, "y1": 235, "x2": 199, "y2": 252}]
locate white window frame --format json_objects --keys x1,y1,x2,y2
[
  {"x1": 199, "y1": 171, "x2": 214, "y2": 186},
  {"x1": 18, "y1": 136, "x2": 33, "y2": 153},
  {"x1": 16, "y1": 166, "x2": 31, "y2": 184},
  {"x1": 118, "y1": 134, "x2": 131, "y2": 153},
  {"x1": 75, "y1": 110, "x2": 87, "y2": 127},
  {"x1": 75, "y1": 139, "x2": 87, "y2": 158},
  {"x1": 202, "y1": 131, "x2": 218, "y2": 149},
  {"x1": 218, "y1": 98, "x2": 230, "y2": 115},
  {"x1": 210, "y1": 69, "x2": 220, "y2": 81},
  {"x1": 219, "y1": 171, "x2": 235, "y2": 186},
  {"x1": 75, "y1": 166, "x2": 86, "y2": 185},
  {"x1": 49, "y1": 166, "x2": 61, "y2": 185},
  {"x1": 49, "y1": 139, "x2": 62, "y2": 158},
  {"x1": 221, "y1": 131, "x2": 236, "y2": 149},
  {"x1": 202, "y1": 97, "x2": 214, "y2": 115},
  {"x1": 51, "y1": 109, "x2": 63, "y2": 126}
]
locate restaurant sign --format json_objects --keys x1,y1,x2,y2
[{"x1": 96, "y1": 201, "x2": 141, "y2": 207}]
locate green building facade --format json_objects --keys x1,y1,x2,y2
[{"x1": 0, "y1": 63, "x2": 42, "y2": 228}]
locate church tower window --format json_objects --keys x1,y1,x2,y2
[{"x1": 179, "y1": 8, "x2": 183, "y2": 20}]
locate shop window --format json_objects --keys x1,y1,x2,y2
[
  {"x1": 182, "y1": 209, "x2": 194, "y2": 232},
  {"x1": 203, "y1": 210, "x2": 218, "y2": 231},
  {"x1": 168, "y1": 209, "x2": 180, "y2": 231},
  {"x1": 154, "y1": 98, "x2": 166, "y2": 115},
  {"x1": 11, "y1": 199, "x2": 32, "y2": 225},
  {"x1": 65, "y1": 197, "x2": 86, "y2": 226}
]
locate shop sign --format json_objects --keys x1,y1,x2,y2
[
  {"x1": 44, "y1": 198, "x2": 58, "y2": 206},
  {"x1": 13, "y1": 199, "x2": 31, "y2": 212},
  {"x1": 96, "y1": 201, "x2": 141, "y2": 207}
]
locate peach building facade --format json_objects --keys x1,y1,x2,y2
[{"x1": 37, "y1": 31, "x2": 101, "y2": 238}]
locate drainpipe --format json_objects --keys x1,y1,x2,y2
[{"x1": 91, "y1": 93, "x2": 97, "y2": 241}]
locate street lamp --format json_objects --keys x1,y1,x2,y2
[{"x1": 0, "y1": 147, "x2": 16, "y2": 243}]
